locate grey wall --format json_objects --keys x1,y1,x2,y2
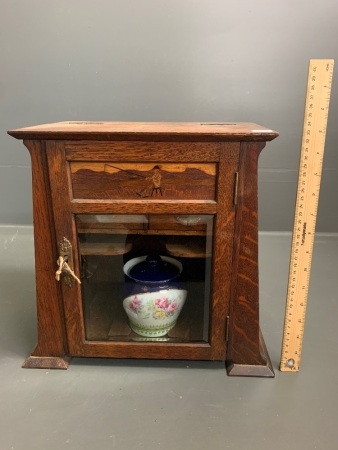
[{"x1": 1, "y1": 0, "x2": 337, "y2": 231}]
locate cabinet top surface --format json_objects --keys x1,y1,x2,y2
[{"x1": 8, "y1": 121, "x2": 278, "y2": 142}]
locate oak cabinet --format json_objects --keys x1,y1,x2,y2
[{"x1": 8, "y1": 122, "x2": 278, "y2": 377}]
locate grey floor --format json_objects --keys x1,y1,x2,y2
[{"x1": 0, "y1": 226, "x2": 337, "y2": 450}]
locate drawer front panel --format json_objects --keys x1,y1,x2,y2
[{"x1": 70, "y1": 162, "x2": 216, "y2": 200}]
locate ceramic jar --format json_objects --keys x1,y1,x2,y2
[{"x1": 122, "y1": 254, "x2": 187, "y2": 337}]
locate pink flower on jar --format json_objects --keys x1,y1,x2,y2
[
  {"x1": 155, "y1": 297, "x2": 169, "y2": 309},
  {"x1": 129, "y1": 296, "x2": 142, "y2": 312},
  {"x1": 167, "y1": 301, "x2": 178, "y2": 314}
]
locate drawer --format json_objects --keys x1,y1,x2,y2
[{"x1": 70, "y1": 162, "x2": 216, "y2": 200}]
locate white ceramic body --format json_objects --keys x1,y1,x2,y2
[{"x1": 122, "y1": 288, "x2": 187, "y2": 337}]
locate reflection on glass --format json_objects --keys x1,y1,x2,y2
[{"x1": 77, "y1": 214, "x2": 214, "y2": 343}]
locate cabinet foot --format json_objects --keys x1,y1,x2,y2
[
  {"x1": 22, "y1": 355, "x2": 71, "y2": 369},
  {"x1": 226, "y1": 329, "x2": 275, "y2": 377}
]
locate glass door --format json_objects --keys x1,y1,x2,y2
[{"x1": 76, "y1": 214, "x2": 214, "y2": 343}]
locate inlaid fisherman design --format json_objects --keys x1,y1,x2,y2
[
  {"x1": 70, "y1": 162, "x2": 216, "y2": 200},
  {"x1": 104, "y1": 164, "x2": 163, "y2": 198}
]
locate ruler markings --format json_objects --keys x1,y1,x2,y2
[{"x1": 280, "y1": 59, "x2": 334, "y2": 372}]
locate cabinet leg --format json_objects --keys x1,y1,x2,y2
[
  {"x1": 22, "y1": 142, "x2": 70, "y2": 370},
  {"x1": 226, "y1": 329, "x2": 274, "y2": 377},
  {"x1": 22, "y1": 352, "x2": 71, "y2": 370}
]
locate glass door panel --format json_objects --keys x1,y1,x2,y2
[{"x1": 76, "y1": 214, "x2": 214, "y2": 343}]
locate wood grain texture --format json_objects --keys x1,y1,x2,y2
[
  {"x1": 77, "y1": 214, "x2": 210, "y2": 236},
  {"x1": 66, "y1": 141, "x2": 221, "y2": 161},
  {"x1": 8, "y1": 121, "x2": 279, "y2": 142},
  {"x1": 70, "y1": 162, "x2": 216, "y2": 200},
  {"x1": 81, "y1": 341, "x2": 212, "y2": 360},
  {"x1": 209, "y1": 143, "x2": 240, "y2": 360},
  {"x1": 226, "y1": 142, "x2": 274, "y2": 376},
  {"x1": 76, "y1": 214, "x2": 147, "y2": 233},
  {"x1": 148, "y1": 214, "x2": 209, "y2": 232},
  {"x1": 46, "y1": 141, "x2": 85, "y2": 356},
  {"x1": 70, "y1": 199, "x2": 217, "y2": 215},
  {"x1": 24, "y1": 140, "x2": 69, "y2": 359},
  {"x1": 79, "y1": 241, "x2": 132, "y2": 256},
  {"x1": 165, "y1": 236, "x2": 211, "y2": 258},
  {"x1": 22, "y1": 355, "x2": 71, "y2": 369},
  {"x1": 226, "y1": 329, "x2": 274, "y2": 377}
]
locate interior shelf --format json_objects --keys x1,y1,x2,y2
[
  {"x1": 165, "y1": 236, "x2": 211, "y2": 258},
  {"x1": 79, "y1": 241, "x2": 132, "y2": 256},
  {"x1": 79, "y1": 236, "x2": 209, "y2": 258},
  {"x1": 76, "y1": 214, "x2": 209, "y2": 236}
]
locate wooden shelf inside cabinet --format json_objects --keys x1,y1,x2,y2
[
  {"x1": 165, "y1": 236, "x2": 212, "y2": 258},
  {"x1": 78, "y1": 234, "x2": 133, "y2": 256},
  {"x1": 76, "y1": 214, "x2": 148, "y2": 234},
  {"x1": 79, "y1": 236, "x2": 210, "y2": 258},
  {"x1": 79, "y1": 242, "x2": 132, "y2": 256},
  {"x1": 76, "y1": 214, "x2": 210, "y2": 237},
  {"x1": 8, "y1": 121, "x2": 278, "y2": 377}
]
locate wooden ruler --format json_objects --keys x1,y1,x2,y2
[{"x1": 280, "y1": 59, "x2": 334, "y2": 372}]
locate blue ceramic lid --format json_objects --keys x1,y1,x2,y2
[{"x1": 128, "y1": 254, "x2": 181, "y2": 283}]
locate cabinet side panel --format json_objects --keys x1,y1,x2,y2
[
  {"x1": 209, "y1": 143, "x2": 240, "y2": 359},
  {"x1": 227, "y1": 142, "x2": 271, "y2": 368},
  {"x1": 24, "y1": 140, "x2": 68, "y2": 357}
]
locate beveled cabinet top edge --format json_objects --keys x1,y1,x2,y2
[{"x1": 8, "y1": 121, "x2": 278, "y2": 142}]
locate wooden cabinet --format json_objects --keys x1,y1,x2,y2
[{"x1": 8, "y1": 122, "x2": 278, "y2": 377}]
